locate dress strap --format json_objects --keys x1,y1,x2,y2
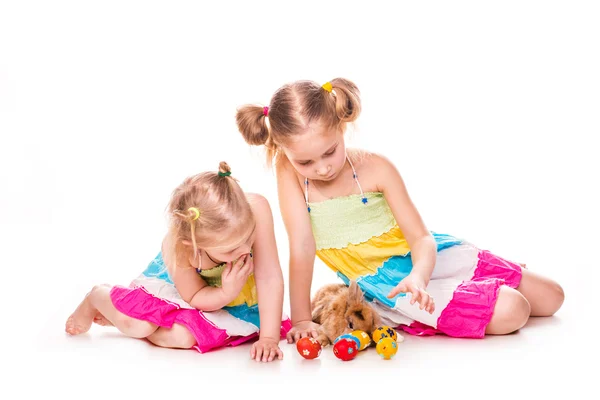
[
  {"x1": 303, "y1": 154, "x2": 368, "y2": 213},
  {"x1": 347, "y1": 155, "x2": 368, "y2": 204},
  {"x1": 304, "y1": 177, "x2": 311, "y2": 212}
]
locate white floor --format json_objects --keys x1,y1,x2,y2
[
  {"x1": 8, "y1": 220, "x2": 594, "y2": 399},
  {"x1": 24, "y1": 292, "x2": 588, "y2": 399}
]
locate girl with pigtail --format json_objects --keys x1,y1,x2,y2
[
  {"x1": 236, "y1": 78, "x2": 564, "y2": 344},
  {"x1": 66, "y1": 162, "x2": 291, "y2": 362}
]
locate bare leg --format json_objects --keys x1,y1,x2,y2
[
  {"x1": 93, "y1": 312, "x2": 113, "y2": 326},
  {"x1": 66, "y1": 285, "x2": 159, "y2": 338},
  {"x1": 146, "y1": 324, "x2": 197, "y2": 349},
  {"x1": 90, "y1": 284, "x2": 113, "y2": 327},
  {"x1": 486, "y1": 286, "x2": 531, "y2": 335},
  {"x1": 516, "y1": 269, "x2": 565, "y2": 317}
]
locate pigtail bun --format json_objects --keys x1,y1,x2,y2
[
  {"x1": 330, "y1": 78, "x2": 361, "y2": 123},
  {"x1": 236, "y1": 104, "x2": 270, "y2": 146}
]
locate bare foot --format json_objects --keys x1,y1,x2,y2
[{"x1": 65, "y1": 292, "x2": 96, "y2": 335}]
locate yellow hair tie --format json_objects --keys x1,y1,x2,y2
[
  {"x1": 322, "y1": 81, "x2": 333, "y2": 93},
  {"x1": 188, "y1": 207, "x2": 201, "y2": 221}
]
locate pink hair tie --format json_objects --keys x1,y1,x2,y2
[{"x1": 263, "y1": 106, "x2": 269, "y2": 116}]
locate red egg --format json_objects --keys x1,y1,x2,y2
[
  {"x1": 296, "y1": 337, "x2": 322, "y2": 360},
  {"x1": 333, "y1": 338, "x2": 358, "y2": 361}
]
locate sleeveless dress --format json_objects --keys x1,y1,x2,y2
[
  {"x1": 304, "y1": 160, "x2": 522, "y2": 338},
  {"x1": 109, "y1": 252, "x2": 292, "y2": 353}
]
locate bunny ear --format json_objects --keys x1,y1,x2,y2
[
  {"x1": 371, "y1": 311, "x2": 382, "y2": 331},
  {"x1": 348, "y1": 280, "x2": 364, "y2": 304}
]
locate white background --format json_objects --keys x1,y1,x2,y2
[{"x1": 1, "y1": 1, "x2": 598, "y2": 398}]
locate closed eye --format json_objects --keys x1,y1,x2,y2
[{"x1": 324, "y1": 147, "x2": 336, "y2": 157}]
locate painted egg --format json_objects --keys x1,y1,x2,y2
[
  {"x1": 372, "y1": 325, "x2": 398, "y2": 342},
  {"x1": 333, "y1": 338, "x2": 358, "y2": 361},
  {"x1": 334, "y1": 333, "x2": 361, "y2": 349},
  {"x1": 296, "y1": 337, "x2": 322, "y2": 360},
  {"x1": 350, "y1": 330, "x2": 372, "y2": 351},
  {"x1": 376, "y1": 337, "x2": 398, "y2": 360}
]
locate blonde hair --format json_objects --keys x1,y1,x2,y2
[
  {"x1": 166, "y1": 161, "x2": 254, "y2": 270},
  {"x1": 236, "y1": 77, "x2": 361, "y2": 167}
]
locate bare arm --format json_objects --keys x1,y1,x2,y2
[
  {"x1": 276, "y1": 159, "x2": 317, "y2": 326},
  {"x1": 162, "y1": 237, "x2": 237, "y2": 311},
  {"x1": 376, "y1": 155, "x2": 437, "y2": 285},
  {"x1": 248, "y1": 194, "x2": 285, "y2": 341},
  {"x1": 174, "y1": 267, "x2": 236, "y2": 311}
]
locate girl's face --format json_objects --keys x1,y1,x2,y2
[
  {"x1": 204, "y1": 224, "x2": 256, "y2": 264},
  {"x1": 282, "y1": 121, "x2": 347, "y2": 182}
]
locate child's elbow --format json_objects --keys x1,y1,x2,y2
[{"x1": 290, "y1": 239, "x2": 316, "y2": 260}]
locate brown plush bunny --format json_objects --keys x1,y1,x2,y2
[{"x1": 311, "y1": 280, "x2": 382, "y2": 347}]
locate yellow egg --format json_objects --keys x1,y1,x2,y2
[
  {"x1": 376, "y1": 337, "x2": 398, "y2": 360},
  {"x1": 372, "y1": 326, "x2": 398, "y2": 343},
  {"x1": 350, "y1": 330, "x2": 372, "y2": 351}
]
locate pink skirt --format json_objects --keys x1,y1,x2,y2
[{"x1": 110, "y1": 274, "x2": 292, "y2": 353}]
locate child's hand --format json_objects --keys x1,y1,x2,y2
[
  {"x1": 221, "y1": 254, "x2": 253, "y2": 300},
  {"x1": 251, "y1": 337, "x2": 283, "y2": 362},
  {"x1": 286, "y1": 320, "x2": 320, "y2": 344},
  {"x1": 387, "y1": 273, "x2": 435, "y2": 314}
]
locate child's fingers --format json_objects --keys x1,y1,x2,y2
[
  {"x1": 427, "y1": 293, "x2": 435, "y2": 313},
  {"x1": 263, "y1": 347, "x2": 271, "y2": 362},
  {"x1": 222, "y1": 262, "x2": 233, "y2": 280},
  {"x1": 277, "y1": 348, "x2": 283, "y2": 360},
  {"x1": 300, "y1": 330, "x2": 311, "y2": 339},
  {"x1": 250, "y1": 343, "x2": 257, "y2": 359},
  {"x1": 268, "y1": 348, "x2": 278, "y2": 362},
  {"x1": 232, "y1": 254, "x2": 247, "y2": 270},
  {"x1": 286, "y1": 330, "x2": 294, "y2": 343},
  {"x1": 254, "y1": 346, "x2": 264, "y2": 362},
  {"x1": 409, "y1": 286, "x2": 421, "y2": 305},
  {"x1": 387, "y1": 283, "x2": 405, "y2": 298},
  {"x1": 245, "y1": 257, "x2": 254, "y2": 274},
  {"x1": 264, "y1": 348, "x2": 273, "y2": 362},
  {"x1": 310, "y1": 329, "x2": 319, "y2": 339},
  {"x1": 419, "y1": 290, "x2": 430, "y2": 310},
  {"x1": 240, "y1": 256, "x2": 254, "y2": 277}
]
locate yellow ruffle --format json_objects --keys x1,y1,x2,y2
[{"x1": 316, "y1": 225, "x2": 411, "y2": 280}]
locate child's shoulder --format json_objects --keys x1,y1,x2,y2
[
  {"x1": 348, "y1": 148, "x2": 398, "y2": 174},
  {"x1": 245, "y1": 192, "x2": 273, "y2": 217},
  {"x1": 274, "y1": 155, "x2": 306, "y2": 188}
]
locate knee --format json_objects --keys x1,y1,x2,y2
[
  {"x1": 487, "y1": 288, "x2": 530, "y2": 335},
  {"x1": 114, "y1": 315, "x2": 156, "y2": 338},
  {"x1": 90, "y1": 284, "x2": 110, "y2": 296},
  {"x1": 505, "y1": 291, "x2": 531, "y2": 331},
  {"x1": 512, "y1": 294, "x2": 531, "y2": 329},
  {"x1": 172, "y1": 331, "x2": 196, "y2": 349},
  {"x1": 548, "y1": 281, "x2": 565, "y2": 315},
  {"x1": 148, "y1": 328, "x2": 196, "y2": 349}
]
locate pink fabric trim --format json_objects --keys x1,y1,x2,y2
[
  {"x1": 473, "y1": 250, "x2": 522, "y2": 288},
  {"x1": 435, "y1": 278, "x2": 503, "y2": 338},
  {"x1": 221, "y1": 318, "x2": 293, "y2": 348},
  {"x1": 398, "y1": 321, "x2": 439, "y2": 336},
  {"x1": 110, "y1": 285, "x2": 292, "y2": 353},
  {"x1": 398, "y1": 249, "x2": 523, "y2": 338}
]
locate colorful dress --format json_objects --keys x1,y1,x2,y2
[
  {"x1": 109, "y1": 252, "x2": 292, "y2": 353},
  {"x1": 304, "y1": 160, "x2": 522, "y2": 338}
]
